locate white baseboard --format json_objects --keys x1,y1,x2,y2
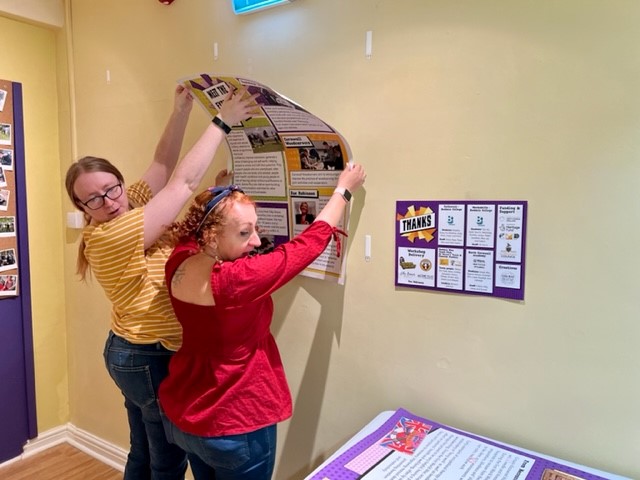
[
  {"x1": 11, "y1": 423, "x2": 126, "y2": 472},
  {"x1": 66, "y1": 424, "x2": 128, "y2": 472},
  {"x1": 3, "y1": 424, "x2": 194, "y2": 479}
]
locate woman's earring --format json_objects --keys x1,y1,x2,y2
[
  {"x1": 212, "y1": 245, "x2": 222, "y2": 264},
  {"x1": 205, "y1": 245, "x2": 222, "y2": 264}
]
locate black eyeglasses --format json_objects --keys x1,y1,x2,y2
[{"x1": 78, "y1": 183, "x2": 123, "y2": 210}]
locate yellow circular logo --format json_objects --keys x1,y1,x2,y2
[{"x1": 420, "y1": 258, "x2": 432, "y2": 272}]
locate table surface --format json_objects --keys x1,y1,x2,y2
[{"x1": 305, "y1": 411, "x2": 630, "y2": 480}]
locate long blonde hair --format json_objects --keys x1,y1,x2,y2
[{"x1": 64, "y1": 156, "x2": 125, "y2": 280}]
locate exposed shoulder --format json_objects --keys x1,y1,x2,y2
[{"x1": 170, "y1": 253, "x2": 217, "y2": 306}]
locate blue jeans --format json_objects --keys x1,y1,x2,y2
[
  {"x1": 162, "y1": 415, "x2": 276, "y2": 480},
  {"x1": 104, "y1": 331, "x2": 188, "y2": 480}
]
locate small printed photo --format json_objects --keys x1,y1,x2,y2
[
  {"x1": 0, "y1": 149, "x2": 13, "y2": 171},
  {"x1": 0, "y1": 166, "x2": 6, "y2": 187},
  {"x1": 0, "y1": 247, "x2": 16, "y2": 272},
  {"x1": 244, "y1": 126, "x2": 282, "y2": 154},
  {"x1": 0, "y1": 274, "x2": 18, "y2": 295},
  {"x1": 0, "y1": 216, "x2": 16, "y2": 237},
  {"x1": 314, "y1": 140, "x2": 345, "y2": 171},
  {"x1": 0, "y1": 189, "x2": 9, "y2": 211},
  {"x1": 299, "y1": 148, "x2": 324, "y2": 170},
  {"x1": 0, "y1": 89, "x2": 6, "y2": 112},
  {"x1": 0, "y1": 123, "x2": 11, "y2": 146},
  {"x1": 294, "y1": 200, "x2": 317, "y2": 225}
]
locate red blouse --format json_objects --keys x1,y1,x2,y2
[{"x1": 159, "y1": 221, "x2": 339, "y2": 436}]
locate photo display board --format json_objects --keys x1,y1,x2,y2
[
  {"x1": 0, "y1": 80, "x2": 19, "y2": 298},
  {"x1": 395, "y1": 200, "x2": 527, "y2": 300}
]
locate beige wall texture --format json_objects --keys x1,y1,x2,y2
[
  {"x1": 4, "y1": 0, "x2": 640, "y2": 479},
  {"x1": 0, "y1": 0, "x2": 63, "y2": 27}
]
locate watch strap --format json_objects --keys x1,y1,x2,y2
[
  {"x1": 334, "y1": 186, "x2": 352, "y2": 202},
  {"x1": 212, "y1": 115, "x2": 232, "y2": 135}
]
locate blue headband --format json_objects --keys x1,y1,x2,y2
[{"x1": 195, "y1": 184, "x2": 244, "y2": 234}]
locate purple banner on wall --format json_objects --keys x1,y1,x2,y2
[{"x1": 395, "y1": 200, "x2": 527, "y2": 300}]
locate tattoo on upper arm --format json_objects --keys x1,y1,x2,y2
[{"x1": 172, "y1": 265, "x2": 185, "y2": 288}]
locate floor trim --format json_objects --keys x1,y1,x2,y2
[{"x1": 4, "y1": 423, "x2": 127, "y2": 472}]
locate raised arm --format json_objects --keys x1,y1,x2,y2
[
  {"x1": 142, "y1": 87, "x2": 258, "y2": 249},
  {"x1": 142, "y1": 85, "x2": 193, "y2": 195},
  {"x1": 314, "y1": 163, "x2": 366, "y2": 227}
]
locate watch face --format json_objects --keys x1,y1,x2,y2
[{"x1": 343, "y1": 189, "x2": 352, "y2": 201}]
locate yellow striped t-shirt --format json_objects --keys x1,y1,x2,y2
[{"x1": 83, "y1": 181, "x2": 181, "y2": 351}]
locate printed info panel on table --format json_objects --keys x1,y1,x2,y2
[
  {"x1": 181, "y1": 73, "x2": 352, "y2": 284},
  {"x1": 308, "y1": 408, "x2": 627, "y2": 480},
  {"x1": 395, "y1": 200, "x2": 527, "y2": 300}
]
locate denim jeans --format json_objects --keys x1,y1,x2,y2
[
  {"x1": 162, "y1": 415, "x2": 276, "y2": 480},
  {"x1": 104, "y1": 331, "x2": 188, "y2": 480}
]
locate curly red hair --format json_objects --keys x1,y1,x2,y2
[{"x1": 165, "y1": 189, "x2": 255, "y2": 248}]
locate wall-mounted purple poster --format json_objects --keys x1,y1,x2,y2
[{"x1": 395, "y1": 200, "x2": 527, "y2": 300}]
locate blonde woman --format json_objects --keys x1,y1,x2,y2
[{"x1": 65, "y1": 85, "x2": 256, "y2": 479}]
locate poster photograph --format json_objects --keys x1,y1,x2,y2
[
  {"x1": 0, "y1": 148, "x2": 13, "y2": 171},
  {"x1": 0, "y1": 216, "x2": 15, "y2": 237},
  {"x1": 0, "y1": 189, "x2": 9, "y2": 211},
  {"x1": 0, "y1": 166, "x2": 6, "y2": 187},
  {"x1": 0, "y1": 274, "x2": 18, "y2": 296},
  {"x1": 0, "y1": 123, "x2": 11, "y2": 146},
  {"x1": 0, "y1": 247, "x2": 16, "y2": 272},
  {"x1": 0, "y1": 88, "x2": 6, "y2": 112}
]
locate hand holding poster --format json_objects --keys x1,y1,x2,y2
[{"x1": 180, "y1": 74, "x2": 353, "y2": 283}]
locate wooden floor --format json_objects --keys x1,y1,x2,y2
[{"x1": 0, "y1": 443, "x2": 122, "y2": 479}]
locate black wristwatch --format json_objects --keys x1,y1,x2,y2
[
  {"x1": 212, "y1": 115, "x2": 232, "y2": 135},
  {"x1": 334, "y1": 187, "x2": 352, "y2": 202}
]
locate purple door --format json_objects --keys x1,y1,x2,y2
[{"x1": 0, "y1": 82, "x2": 37, "y2": 462}]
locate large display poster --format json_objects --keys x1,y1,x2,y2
[
  {"x1": 0, "y1": 79, "x2": 19, "y2": 298},
  {"x1": 308, "y1": 408, "x2": 621, "y2": 480},
  {"x1": 395, "y1": 200, "x2": 527, "y2": 300},
  {"x1": 181, "y1": 74, "x2": 351, "y2": 284}
]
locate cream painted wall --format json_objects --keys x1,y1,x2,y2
[
  {"x1": 0, "y1": 16, "x2": 68, "y2": 430},
  {"x1": 61, "y1": 0, "x2": 639, "y2": 479},
  {"x1": 0, "y1": 0, "x2": 63, "y2": 27}
]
